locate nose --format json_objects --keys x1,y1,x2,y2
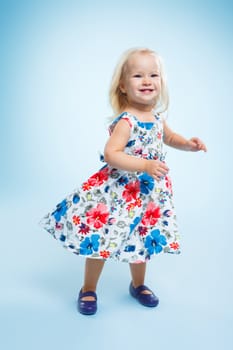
[{"x1": 142, "y1": 76, "x2": 152, "y2": 85}]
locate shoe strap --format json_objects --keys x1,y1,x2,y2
[
  {"x1": 134, "y1": 285, "x2": 152, "y2": 296},
  {"x1": 80, "y1": 290, "x2": 97, "y2": 300}
]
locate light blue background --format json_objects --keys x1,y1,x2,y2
[{"x1": 1, "y1": 0, "x2": 232, "y2": 349}]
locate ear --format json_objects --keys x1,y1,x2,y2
[{"x1": 119, "y1": 83, "x2": 126, "y2": 94}]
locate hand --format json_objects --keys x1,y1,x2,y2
[
  {"x1": 144, "y1": 159, "x2": 169, "y2": 182},
  {"x1": 186, "y1": 137, "x2": 207, "y2": 152}
]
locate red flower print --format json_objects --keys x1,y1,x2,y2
[
  {"x1": 134, "y1": 198, "x2": 142, "y2": 207},
  {"x1": 88, "y1": 167, "x2": 109, "y2": 186},
  {"x1": 72, "y1": 215, "x2": 81, "y2": 225},
  {"x1": 170, "y1": 242, "x2": 180, "y2": 250},
  {"x1": 121, "y1": 117, "x2": 132, "y2": 127},
  {"x1": 126, "y1": 202, "x2": 135, "y2": 211},
  {"x1": 127, "y1": 198, "x2": 142, "y2": 211},
  {"x1": 122, "y1": 181, "x2": 140, "y2": 202},
  {"x1": 78, "y1": 223, "x2": 90, "y2": 234},
  {"x1": 86, "y1": 203, "x2": 109, "y2": 229},
  {"x1": 138, "y1": 226, "x2": 148, "y2": 236},
  {"x1": 100, "y1": 250, "x2": 111, "y2": 259},
  {"x1": 55, "y1": 222, "x2": 63, "y2": 230},
  {"x1": 82, "y1": 182, "x2": 92, "y2": 191},
  {"x1": 165, "y1": 175, "x2": 173, "y2": 194},
  {"x1": 141, "y1": 202, "x2": 161, "y2": 226},
  {"x1": 135, "y1": 148, "x2": 143, "y2": 155}
]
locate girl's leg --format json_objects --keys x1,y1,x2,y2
[
  {"x1": 81, "y1": 258, "x2": 105, "y2": 300},
  {"x1": 129, "y1": 262, "x2": 152, "y2": 294},
  {"x1": 129, "y1": 262, "x2": 159, "y2": 307}
]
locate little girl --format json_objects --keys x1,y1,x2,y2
[{"x1": 40, "y1": 47, "x2": 207, "y2": 315}]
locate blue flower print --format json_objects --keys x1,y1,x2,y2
[
  {"x1": 126, "y1": 140, "x2": 136, "y2": 147},
  {"x1": 139, "y1": 173, "x2": 154, "y2": 194},
  {"x1": 104, "y1": 185, "x2": 110, "y2": 193},
  {"x1": 117, "y1": 176, "x2": 129, "y2": 186},
  {"x1": 145, "y1": 229, "x2": 167, "y2": 255},
  {"x1": 73, "y1": 193, "x2": 80, "y2": 204},
  {"x1": 129, "y1": 216, "x2": 141, "y2": 234},
  {"x1": 163, "y1": 209, "x2": 172, "y2": 217},
  {"x1": 124, "y1": 245, "x2": 136, "y2": 252},
  {"x1": 52, "y1": 199, "x2": 68, "y2": 222},
  {"x1": 99, "y1": 153, "x2": 105, "y2": 162},
  {"x1": 59, "y1": 234, "x2": 66, "y2": 242},
  {"x1": 80, "y1": 234, "x2": 100, "y2": 255},
  {"x1": 137, "y1": 121, "x2": 154, "y2": 130},
  {"x1": 139, "y1": 135, "x2": 145, "y2": 142}
]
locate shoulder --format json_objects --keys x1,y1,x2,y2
[{"x1": 108, "y1": 112, "x2": 134, "y2": 135}]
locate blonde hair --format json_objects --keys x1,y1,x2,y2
[{"x1": 109, "y1": 47, "x2": 169, "y2": 117}]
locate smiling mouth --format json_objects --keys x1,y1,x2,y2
[{"x1": 139, "y1": 89, "x2": 154, "y2": 93}]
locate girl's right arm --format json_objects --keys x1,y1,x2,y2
[{"x1": 104, "y1": 119, "x2": 169, "y2": 181}]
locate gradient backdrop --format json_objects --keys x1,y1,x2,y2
[{"x1": 1, "y1": 0, "x2": 232, "y2": 349}]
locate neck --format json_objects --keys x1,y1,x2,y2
[
  {"x1": 128, "y1": 101, "x2": 155, "y2": 112},
  {"x1": 125, "y1": 103, "x2": 155, "y2": 121}
]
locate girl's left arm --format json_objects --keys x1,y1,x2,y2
[{"x1": 163, "y1": 121, "x2": 207, "y2": 152}]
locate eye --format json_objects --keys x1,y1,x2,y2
[
  {"x1": 133, "y1": 74, "x2": 142, "y2": 78},
  {"x1": 151, "y1": 73, "x2": 160, "y2": 78}
]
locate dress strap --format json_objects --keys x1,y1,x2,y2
[{"x1": 108, "y1": 112, "x2": 133, "y2": 135}]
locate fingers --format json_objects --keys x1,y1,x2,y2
[
  {"x1": 153, "y1": 171, "x2": 167, "y2": 182},
  {"x1": 196, "y1": 142, "x2": 207, "y2": 152},
  {"x1": 153, "y1": 174, "x2": 165, "y2": 182},
  {"x1": 153, "y1": 162, "x2": 169, "y2": 181},
  {"x1": 195, "y1": 139, "x2": 207, "y2": 152},
  {"x1": 190, "y1": 137, "x2": 207, "y2": 152},
  {"x1": 158, "y1": 166, "x2": 169, "y2": 177},
  {"x1": 200, "y1": 143, "x2": 207, "y2": 152},
  {"x1": 145, "y1": 159, "x2": 169, "y2": 181}
]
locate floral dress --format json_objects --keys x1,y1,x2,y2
[{"x1": 40, "y1": 112, "x2": 180, "y2": 263}]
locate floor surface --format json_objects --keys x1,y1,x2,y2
[{"x1": 1, "y1": 194, "x2": 232, "y2": 350}]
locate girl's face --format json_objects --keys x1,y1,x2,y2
[{"x1": 120, "y1": 53, "x2": 161, "y2": 111}]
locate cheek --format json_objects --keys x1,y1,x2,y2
[
  {"x1": 120, "y1": 81, "x2": 131, "y2": 94},
  {"x1": 124, "y1": 83, "x2": 136, "y2": 95},
  {"x1": 155, "y1": 81, "x2": 161, "y2": 90},
  {"x1": 128, "y1": 81, "x2": 138, "y2": 91}
]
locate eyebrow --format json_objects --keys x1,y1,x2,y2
[{"x1": 130, "y1": 70, "x2": 160, "y2": 74}]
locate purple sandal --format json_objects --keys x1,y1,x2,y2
[
  {"x1": 77, "y1": 289, "x2": 97, "y2": 315},
  {"x1": 129, "y1": 282, "x2": 159, "y2": 307}
]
